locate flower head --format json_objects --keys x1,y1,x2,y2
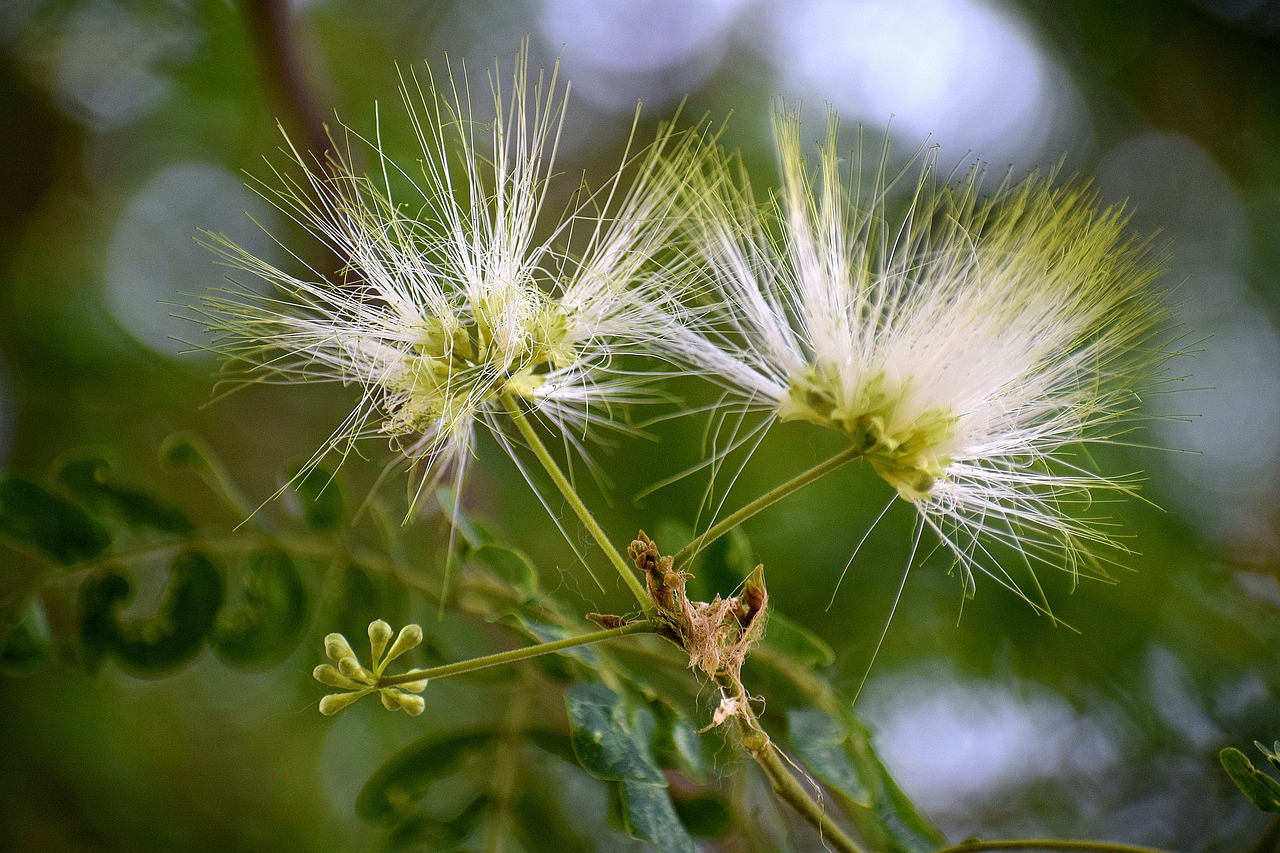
[
  {"x1": 679, "y1": 111, "x2": 1172, "y2": 604},
  {"x1": 199, "y1": 48, "x2": 695, "y2": 506}
]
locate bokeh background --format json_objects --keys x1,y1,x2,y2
[{"x1": 2, "y1": 0, "x2": 1280, "y2": 849}]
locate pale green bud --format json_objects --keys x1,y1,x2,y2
[
  {"x1": 337, "y1": 657, "x2": 372, "y2": 681},
  {"x1": 386, "y1": 690, "x2": 426, "y2": 716},
  {"x1": 383, "y1": 623, "x2": 423, "y2": 664},
  {"x1": 319, "y1": 691, "x2": 366, "y2": 716},
  {"x1": 396, "y1": 671, "x2": 430, "y2": 693},
  {"x1": 368, "y1": 619, "x2": 394, "y2": 665},
  {"x1": 313, "y1": 664, "x2": 364, "y2": 690},
  {"x1": 324, "y1": 632, "x2": 358, "y2": 666}
]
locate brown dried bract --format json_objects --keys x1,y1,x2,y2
[
  {"x1": 585, "y1": 612, "x2": 633, "y2": 630},
  {"x1": 628, "y1": 531, "x2": 768, "y2": 684}
]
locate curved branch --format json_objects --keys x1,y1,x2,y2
[{"x1": 239, "y1": 0, "x2": 333, "y2": 164}]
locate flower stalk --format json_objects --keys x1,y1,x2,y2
[
  {"x1": 932, "y1": 840, "x2": 1175, "y2": 853},
  {"x1": 375, "y1": 619, "x2": 656, "y2": 688},
  {"x1": 502, "y1": 394, "x2": 652, "y2": 608},
  {"x1": 671, "y1": 444, "x2": 864, "y2": 568}
]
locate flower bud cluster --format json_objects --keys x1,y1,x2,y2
[{"x1": 313, "y1": 620, "x2": 428, "y2": 716}]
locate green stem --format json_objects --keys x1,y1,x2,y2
[
  {"x1": 501, "y1": 394, "x2": 651, "y2": 608},
  {"x1": 672, "y1": 445, "x2": 863, "y2": 568},
  {"x1": 377, "y1": 620, "x2": 656, "y2": 687},
  {"x1": 932, "y1": 840, "x2": 1178, "y2": 853},
  {"x1": 720, "y1": 676, "x2": 865, "y2": 853}
]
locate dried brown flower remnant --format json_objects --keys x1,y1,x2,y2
[{"x1": 628, "y1": 531, "x2": 768, "y2": 683}]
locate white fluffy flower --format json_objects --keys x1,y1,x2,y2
[
  {"x1": 199, "y1": 51, "x2": 695, "y2": 505},
  {"x1": 679, "y1": 111, "x2": 1172, "y2": 604}
]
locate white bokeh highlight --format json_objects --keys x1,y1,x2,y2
[
  {"x1": 106, "y1": 162, "x2": 280, "y2": 357},
  {"x1": 52, "y1": 0, "x2": 196, "y2": 130},
  {"x1": 861, "y1": 665, "x2": 1121, "y2": 812},
  {"x1": 763, "y1": 0, "x2": 1081, "y2": 167},
  {"x1": 538, "y1": 0, "x2": 748, "y2": 111},
  {"x1": 1096, "y1": 132, "x2": 1280, "y2": 546}
]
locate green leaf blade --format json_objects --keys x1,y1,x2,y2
[
  {"x1": 56, "y1": 458, "x2": 192, "y2": 533},
  {"x1": 358, "y1": 731, "x2": 500, "y2": 822},
  {"x1": 108, "y1": 551, "x2": 225, "y2": 675},
  {"x1": 210, "y1": 549, "x2": 307, "y2": 669},
  {"x1": 285, "y1": 462, "x2": 343, "y2": 532},
  {"x1": 0, "y1": 477, "x2": 111, "y2": 565},
  {"x1": 787, "y1": 706, "x2": 944, "y2": 853},
  {"x1": 1, "y1": 597, "x2": 51, "y2": 675},
  {"x1": 764, "y1": 611, "x2": 836, "y2": 668},
  {"x1": 565, "y1": 682, "x2": 665, "y2": 785},
  {"x1": 470, "y1": 543, "x2": 539, "y2": 599},
  {"x1": 1222, "y1": 747, "x2": 1280, "y2": 813},
  {"x1": 619, "y1": 780, "x2": 695, "y2": 853},
  {"x1": 787, "y1": 707, "x2": 872, "y2": 808},
  {"x1": 651, "y1": 701, "x2": 707, "y2": 783},
  {"x1": 79, "y1": 551, "x2": 225, "y2": 676}
]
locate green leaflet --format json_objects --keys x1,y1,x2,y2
[
  {"x1": 469, "y1": 543, "x2": 539, "y2": 600},
  {"x1": 383, "y1": 796, "x2": 491, "y2": 851},
  {"x1": 651, "y1": 700, "x2": 707, "y2": 783},
  {"x1": 566, "y1": 682, "x2": 666, "y2": 785},
  {"x1": 159, "y1": 432, "x2": 255, "y2": 518},
  {"x1": 325, "y1": 563, "x2": 384, "y2": 652},
  {"x1": 358, "y1": 730, "x2": 502, "y2": 822},
  {"x1": 434, "y1": 487, "x2": 497, "y2": 549},
  {"x1": 1, "y1": 596, "x2": 51, "y2": 676},
  {"x1": 1222, "y1": 747, "x2": 1280, "y2": 813},
  {"x1": 210, "y1": 549, "x2": 307, "y2": 669},
  {"x1": 619, "y1": 779, "x2": 695, "y2": 853},
  {"x1": 512, "y1": 618, "x2": 603, "y2": 669},
  {"x1": 764, "y1": 611, "x2": 836, "y2": 668},
  {"x1": 79, "y1": 550, "x2": 224, "y2": 675},
  {"x1": 56, "y1": 457, "x2": 193, "y2": 533},
  {"x1": 509, "y1": 784, "x2": 594, "y2": 853},
  {"x1": 670, "y1": 794, "x2": 731, "y2": 839},
  {"x1": 787, "y1": 707, "x2": 873, "y2": 809},
  {"x1": 284, "y1": 461, "x2": 344, "y2": 532},
  {"x1": 565, "y1": 683, "x2": 698, "y2": 853},
  {"x1": 360, "y1": 727, "x2": 591, "y2": 852},
  {"x1": 0, "y1": 477, "x2": 111, "y2": 565},
  {"x1": 787, "y1": 705, "x2": 945, "y2": 853}
]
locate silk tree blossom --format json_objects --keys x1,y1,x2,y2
[
  {"x1": 677, "y1": 111, "x2": 1172, "y2": 604},
  {"x1": 199, "y1": 52, "x2": 699, "y2": 507}
]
